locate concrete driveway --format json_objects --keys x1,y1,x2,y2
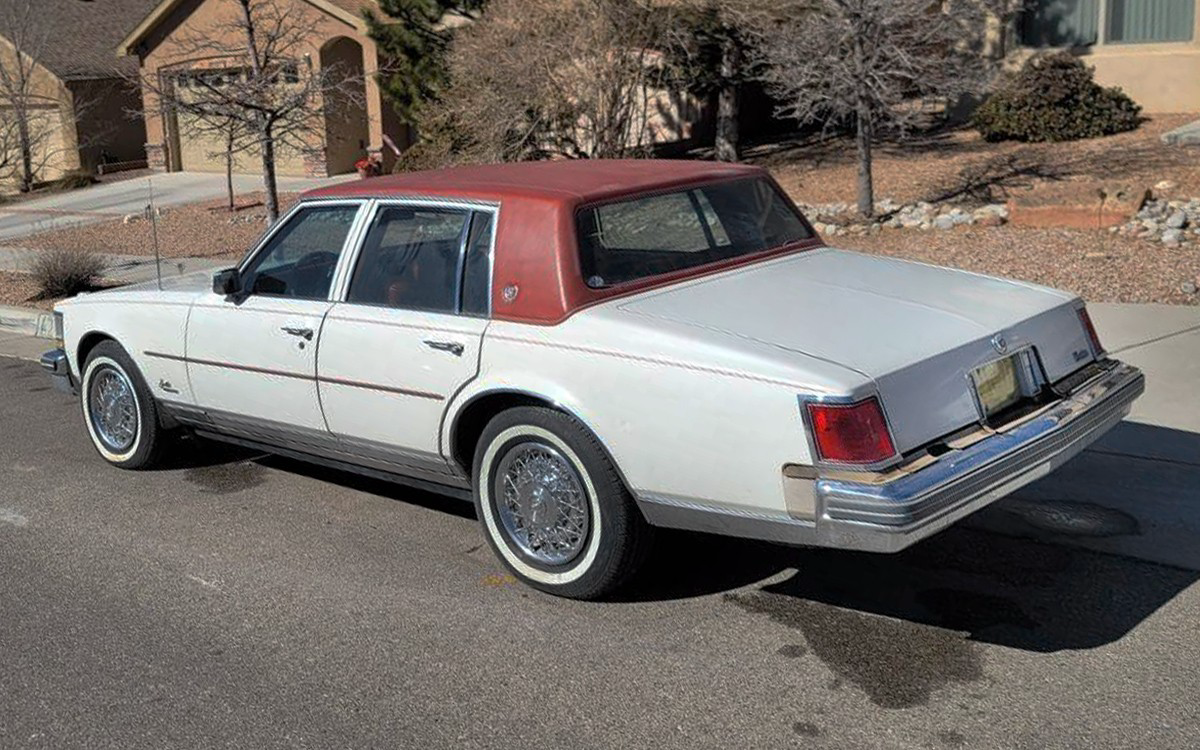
[{"x1": 0, "y1": 171, "x2": 354, "y2": 242}]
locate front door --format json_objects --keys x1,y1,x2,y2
[
  {"x1": 187, "y1": 202, "x2": 364, "y2": 446},
  {"x1": 317, "y1": 202, "x2": 496, "y2": 485}
]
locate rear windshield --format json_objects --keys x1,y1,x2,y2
[{"x1": 576, "y1": 177, "x2": 812, "y2": 288}]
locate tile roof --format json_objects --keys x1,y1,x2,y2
[{"x1": 2, "y1": 0, "x2": 160, "y2": 81}]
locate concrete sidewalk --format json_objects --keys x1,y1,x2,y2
[
  {"x1": 0, "y1": 246, "x2": 227, "y2": 286},
  {"x1": 0, "y1": 171, "x2": 355, "y2": 242}
]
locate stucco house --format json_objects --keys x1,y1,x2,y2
[
  {"x1": 1011, "y1": 0, "x2": 1199, "y2": 111},
  {"x1": 0, "y1": 0, "x2": 152, "y2": 191},
  {"x1": 119, "y1": 0, "x2": 410, "y2": 177}
]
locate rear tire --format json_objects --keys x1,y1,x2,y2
[
  {"x1": 80, "y1": 340, "x2": 168, "y2": 470},
  {"x1": 473, "y1": 406, "x2": 653, "y2": 600}
]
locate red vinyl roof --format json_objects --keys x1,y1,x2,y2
[
  {"x1": 303, "y1": 159, "x2": 767, "y2": 204},
  {"x1": 303, "y1": 159, "x2": 819, "y2": 325}
]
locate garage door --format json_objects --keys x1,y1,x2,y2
[{"x1": 175, "y1": 112, "x2": 307, "y2": 176}]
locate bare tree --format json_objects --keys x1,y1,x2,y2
[
  {"x1": 667, "y1": 2, "x2": 759, "y2": 162},
  {"x1": 435, "y1": 0, "x2": 675, "y2": 163},
  {"x1": 748, "y1": 0, "x2": 1015, "y2": 217},
  {"x1": 0, "y1": 0, "x2": 88, "y2": 192},
  {"x1": 134, "y1": 0, "x2": 371, "y2": 222}
]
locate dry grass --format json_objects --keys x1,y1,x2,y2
[
  {"x1": 12, "y1": 192, "x2": 302, "y2": 260},
  {"x1": 761, "y1": 114, "x2": 1200, "y2": 208}
]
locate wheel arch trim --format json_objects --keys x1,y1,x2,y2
[{"x1": 444, "y1": 386, "x2": 641, "y2": 502}]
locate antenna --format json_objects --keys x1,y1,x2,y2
[{"x1": 147, "y1": 178, "x2": 163, "y2": 290}]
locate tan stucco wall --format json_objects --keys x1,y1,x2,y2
[
  {"x1": 133, "y1": 0, "x2": 402, "y2": 177},
  {"x1": 1001, "y1": 4, "x2": 1200, "y2": 113},
  {"x1": 0, "y1": 36, "x2": 82, "y2": 191}
]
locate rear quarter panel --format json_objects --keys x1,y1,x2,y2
[{"x1": 447, "y1": 312, "x2": 864, "y2": 518}]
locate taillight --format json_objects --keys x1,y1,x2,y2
[
  {"x1": 805, "y1": 397, "x2": 896, "y2": 465},
  {"x1": 1077, "y1": 307, "x2": 1104, "y2": 356}
]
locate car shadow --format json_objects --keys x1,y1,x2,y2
[
  {"x1": 620, "y1": 420, "x2": 1200, "y2": 657},
  {"x1": 172, "y1": 422, "x2": 1199, "y2": 658}
]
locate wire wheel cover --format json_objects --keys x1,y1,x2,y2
[
  {"x1": 494, "y1": 441, "x2": 590, "y2": 565},
  {"x1": 89, "y1": 366, "x2": 138, "y2": 452}
]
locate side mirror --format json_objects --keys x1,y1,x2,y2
[{"x1": 212, "y1": 268, "x2": 241, "y2": 296}]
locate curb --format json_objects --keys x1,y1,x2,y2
[{"x1": 0, "y1": 304, "x2": 56, "y2": 340}]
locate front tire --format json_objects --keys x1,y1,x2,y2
[
  {"x1": 473, "y1": 406, "x2": 653, "y2": 600},
  {"x1": 80, "y1": 340, "x2": 167, "y2": 469}
]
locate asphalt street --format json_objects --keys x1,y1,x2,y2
[{"x1": 2, "y1": 357, "x2": 1198, "y2": 749}]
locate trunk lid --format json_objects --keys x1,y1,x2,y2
[{"x1": 615, "y1": 248, "x2": 1094, "y2": 452}]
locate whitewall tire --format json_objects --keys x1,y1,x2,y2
[
  {"x1": 81, "y1": 341, "x2": 167, "y2": 469},
  {"x1": 473, "y1": 406, "x2": 653, "y2": 600}
]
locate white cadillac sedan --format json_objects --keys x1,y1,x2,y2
[{"x1": 43, "y1": 160, "x2": 1144, "y2": 599}]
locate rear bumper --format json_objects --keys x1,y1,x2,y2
[
  {"x1": 639, "y1": 359, "x2": 1144, "y2": 552},
  {"x1": 815, "y1": 359, "x2": 1143, "y2": 552},
  {"x1": 41, "y1": 348, "x2": 76, "y2": 395}
]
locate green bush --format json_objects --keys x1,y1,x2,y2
[
  {"x1": 29, "y1": 247, "x2": 106, "y2": 298},
  {"x1": 972, "y1": 52, "x2": 1142, "y2": 143}
]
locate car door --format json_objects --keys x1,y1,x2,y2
[
  {"x1": 186, "y1": 201, "x2": 366, "y2": 447},
  {"x1": 316, "y1": 200, "x2": 496, "y2": 486}
]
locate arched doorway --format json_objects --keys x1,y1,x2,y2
[{"x1": 320, "y1": 37, "x2": 369, "y2": 175}]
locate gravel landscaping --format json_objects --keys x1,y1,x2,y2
[
  {"x1": 0, "y1": 271, "x2": 52, "y2": 311},
  {"x1": 9, "y1": 192, "x2": 301, "y2": 261},
  {"x1": 835, "y1": 225, "x2": 1200, "y2": 305},
  {"x1": 762, "y1": 113, "x2": 1200, "y2": 208}
]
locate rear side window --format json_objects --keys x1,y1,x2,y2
[
  {"x1": 577, "y1": 177, "x2": 811, "y2": 288},
  {"x1": 347, "y1": 206, "x2": 470, "y2": 313},
  {"x1": 460, "y1": 212, "x2": 494, "y2": 317}
]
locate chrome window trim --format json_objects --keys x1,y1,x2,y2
[
  {"x1": 796, "y1": 391, "x2": 903, "y2": 473},
  {"x1": 233, "y1": 198, "x2": 370, "y2": 303},
  {"x1": 334, "y1": 197, "x2": 500, "y2": 318}
]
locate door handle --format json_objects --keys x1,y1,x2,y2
[
  {"x1": 424, "y1": 340, "x2": 464, "y2": 357},
  {"x1": 281, "y1": 326, "x2": 314, "y2": 341}
]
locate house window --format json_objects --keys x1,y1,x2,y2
[
  {"x1": 1020, "y1": 0, "x2": 1101, "y2": 46},
  {"x1": 1107, "y1": 0, "x2": 1195, "y2": 43}
]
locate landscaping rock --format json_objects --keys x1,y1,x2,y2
[
  {"x1": 1161, "y1": 228, "x2": 1184, "y2": 245},
  {"x1": 933, "y1": 215, "x2": 956, "y2": 230},
  {"x1": 122, "y1": 213, "x2": 142, "y2": 225},
  {"x1": 1181, "y1": 281, "x2": 1198, "y2": 295},
  {"x1": 1166, "y1": 210, "x2": 1188, "y2": 229}
]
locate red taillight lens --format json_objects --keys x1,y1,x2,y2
[
  {"x1": 806, "y1": 397, "x2": 896, "y2": 465},
  {"x1": 1077, "y1": 307, "x2": 1104, "y2": 356}
]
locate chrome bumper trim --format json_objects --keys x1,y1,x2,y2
[
  {"x1": 638, "y1": 360, "x2": 1144, "y2": 553},
  {"x1": 41, "y1": 348, "x2": 75, "y2": 395},
  {"x1": 815, "y1": 360, "x2": 1144, "y2": 552}
]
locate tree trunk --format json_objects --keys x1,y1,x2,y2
[
  {"x1": 855, "y1": 108, "x2": 874, "y2": 218},
  {"x1": 851, "y1": 27, "x2": 874, "y2": 218},
  {"x1": 259, "y1": 126, "x2": 279, "y2": 224},
  {"x1": 225, "y1": 127, "x2": 235, "y2": 212},
  {"x1": 16, "y1": 108, "x2": 33, "y2": 192},
  {"x1": 714, "y1": 35, "x2": 740, "y2": 163}
]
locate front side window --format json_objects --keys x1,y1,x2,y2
[
  {"x1": 241, "y1": 204, "x2": 359, "y2": 300},
  {"x1": 346, "y1": 205, "x2": 470, "y2": 313},
  {"x1": 577, "y1": 177, "x2": 811, "y2": 288}
]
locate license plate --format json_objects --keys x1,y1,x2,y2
[{"x1": 971, "y1": 354, "x2": 1023, "y2": 418}]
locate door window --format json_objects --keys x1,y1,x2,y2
[
  {"x1": 460, "y1": 212, "x2": 494, "y2": 317},
  {"x1": 241, "y1": 204, "x2": 359, "y2": 300},
  {"x1": 346, "y1": 205, "x2": 471, "y2": 313}
]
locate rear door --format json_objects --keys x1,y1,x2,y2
[
  {"x1": 316, "y1": 199, "x2": 497, "y2": 485},
  {"x1": 186, "y1": 201, "x2": 366, "y2": 444}
]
